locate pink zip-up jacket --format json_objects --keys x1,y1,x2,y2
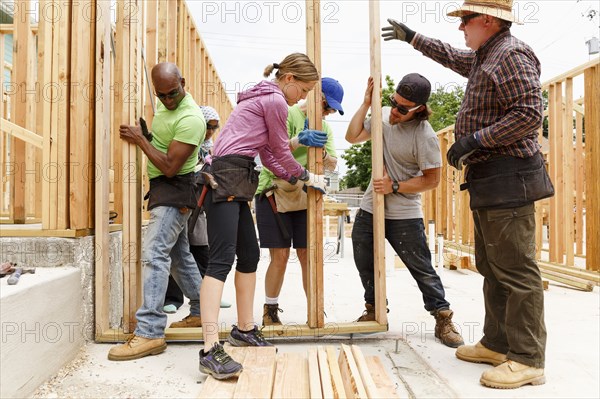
[{"x1": 213, "y1": 80, "x2": 304, "y2": 181}]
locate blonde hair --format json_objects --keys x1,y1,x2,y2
[{"x1": 263, "y1": 53, "x2": 319, "y2": 83}]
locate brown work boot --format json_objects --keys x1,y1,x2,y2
[
  {"x1": 262, "y1": 304, "x2": 283, "y2": 326},
  {"x1": 169, "y1": 315, "x2": 202, "y2": 328},
  {"x1": 433, "y1": 309, "x2": 464, "y2": 348},
  {"x1": 356, "y1": 303, "x2": 376, "y2": 322},
  {"x1": 108, "y1": 335, "x2": 166, "y2": 361},
  {"x1": 456, "y1": 341, "x2": 507, "y2": 366},
  {"x1": 480, "y1": 360, "x2": 545, "y2": 389}
]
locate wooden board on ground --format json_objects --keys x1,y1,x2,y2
[
  {"x1": 351, "y1": 345, "x2": 379, "y2": 398},
  {"x1": 338, "y1": 344, "x2": 368, "y2": 398},
  {"x1": 308, "y1": 348, "x2": 323, "y2": 399},
  {"x1": 326, "y1": 346, "x2": 347, "y2": 399},
  {"x1": 233, "y1": 347, "x2": 277, "y2": 398},
  {"x1": 317, "y1": 347, "x2": 334, "y2": 399},
  {"x1": 364, "y1": 356, "x2": 400, "y2": 399},
  {"x1": 272, "y1": 353, "x2": 310, "y2": 398}
]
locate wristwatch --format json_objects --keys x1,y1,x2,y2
[{"x1": 392, "y1": 180, "x2": 399, "y2": 194}]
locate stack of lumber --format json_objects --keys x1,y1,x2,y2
[{"x1": 198, "y1": 344, "x2": 399, "y2": 398}]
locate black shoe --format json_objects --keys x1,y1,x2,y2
[
  {"x1": 227, "y1": 325, "x2": 274, "y2": 347},
  {"x1": 198, "y1": 343, "x2": 243, "y2": 380}
]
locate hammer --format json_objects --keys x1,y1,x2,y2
[
  {"x1": 259, "y1": 184, "x2": 290, "y2": 241},
  {"x1": 7, "y1": 267, "x2": 36, "y2": 285},
  {"x1": 197, "y1": 172, "x2": 219, "y2": 208}
]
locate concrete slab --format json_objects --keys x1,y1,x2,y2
[
  {"x1": 1, "y1": 267, "x2": 84, "y2": 398},
  {"x1": 31, "y1": 240, "x2": 600, "y2": 398}
]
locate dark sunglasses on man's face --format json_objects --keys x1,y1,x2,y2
[
  {"x1": 206, "y1": 124, "x2": 219, "y2": 130},
  {"x1": 460, "y1": 13, "x2": 481, "y2": 25},
  {"x1": 155, "y1": 88, "x2": 180, "y2": 100},
  {"x1": 389, "y1": 95, "x2": 421, "y2": 115}
]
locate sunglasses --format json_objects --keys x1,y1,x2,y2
[
  {"x1": 389, "y1": 95, "x2": 421, "y2": 115},
  {"x1": 460, "y1": 13, "x2": 482, "y2": 25},
  {"x1": 155, "y1": 88, "x2": 181, "y2": 100},
  {"x1": 206, "y1": 124, "x2": 220, "y2": 130}
]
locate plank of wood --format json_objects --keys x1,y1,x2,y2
[
  {"x1": 233, "y1": 347, "x2": 277, "y2": 399},
  {"x1": 317, "y1": 347, "x2": 334, "y2": 399},
  {"x1": 272, "y1": 353, "x2": 309, "y2": 399},
  {"x1": 584, "y1": 65, "x2": 599, "y2": 271},
  {"x1": 198, "y1": 347, "x2": 248, "y2": 399},
  {"x1": 0, "y1": 118, "x2": 42, "y2": 148},
  {"x1": 338, "y1": 344, "x2": 367, "y2": 398},
  {"x1": 325, "y1": 347, "x2": 347, "y2": 399},
  {"x1": 94, "y1": 0, "x2": 113, "y2": 338},
  {"x1": 538, "y1": 261, "x2": 600, "y2": 285},
  {"x1": 308, "y1": 348, "x2": 323, "y2": 399},
  {"x1": 305, "y1": 0, "x2": 325, "y2": 329},
  {"x1": 364, "y1": 356, "x2": 400, "y2": 399},
  {"x1": 368, "y1": 1, "x2": 387, "y2": 326},
  {"x1": 351, "y1": 346, "x2": 379, "y2": 398},
  {"x1": 541, "y1": 269, "x2": 593, "y2": 292}
]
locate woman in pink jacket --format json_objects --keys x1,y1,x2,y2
[{"x1": 198, "y1": 53, "x2": 326, "y2": 380}]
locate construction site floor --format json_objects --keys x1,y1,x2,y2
[{"x1": 32, "y1": 239, "x2": 599, "y2": 398}]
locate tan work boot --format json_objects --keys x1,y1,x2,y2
[
  {"x1": 169, "y1": 315, "x2": 202, "y2": 328},
  {"x1": 433, "y1": 309, "x2": 464, "y2": 348},
  {"x1": 108, "y1": 335, "x2": 166, "y2": 361},
  {"x1": 480, "y1": 360, "x2": 545, "y2": 389},
  {"x1": 356, "y1": 303, "x2": 376, "y2": 322},
  {"x1": 262, "y1": 304, "x2": 283, "y2": 326},
  {"x1": 456, "y1": 341, "x2": 507, "y2": 366}
]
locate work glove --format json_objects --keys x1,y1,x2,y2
[
  {"x1": 382, "y1": 19, "x2": 416, "y2": 43},
  {"x1": 300, "y1": 170, "x2": 327, "y2": 194},
  {"x1": 290, "y1": 129, "x2": 328, "y2": 150},
  {"x1": 446, "y1": 134, "x2": 481, "y2": 170}
]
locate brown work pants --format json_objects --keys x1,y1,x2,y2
[{"x1": 473, "y1": 203, "x2": 547, "y2": 368}]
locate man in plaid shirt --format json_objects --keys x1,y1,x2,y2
[{"x1": 382, "y1": 0, "x2": 554, "y2": 390}]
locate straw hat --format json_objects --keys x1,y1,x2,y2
[{"x1": 447, "y1": 0, "x2": 523, "y2": 25}]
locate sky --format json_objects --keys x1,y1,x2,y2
[{"x1": 186, "y1": 0, "x2": 600, "y2": 177}]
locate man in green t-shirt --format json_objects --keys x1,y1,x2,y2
[
  {"x1": 256, "y1": 77, "x2": 343, "y2": 326},
  {"x1": 108, "y1": 63, "x2": 205, "y2": 361}
]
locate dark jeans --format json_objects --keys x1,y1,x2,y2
[
  {"x1": 351, "y1": 210, "x2": 450, "y2": 312},
  {"x1": 204, "y1": 190, "x2": 260, "y2": 282},
  {"x1": 474, "y1": 203, "x2": 546, "y2": 368},
  {"x1": 164, "y1": 245, "x2": 208, "y2": 308}
]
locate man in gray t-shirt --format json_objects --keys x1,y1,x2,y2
[{"x1": 346, "y1": 74, "x2": 463, "y2": 348}]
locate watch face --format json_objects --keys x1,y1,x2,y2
[{"x1": 393, "y1": 181, "x2": 399, "y2": 192}]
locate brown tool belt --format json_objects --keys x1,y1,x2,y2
[
  {"x1": 147, "y1": 172, "x2": 200, "y2": 210},
  {"x1": 460, "y1": 152, "x2": 554, "y2": 210},
  {"x1": 211, "y1": 155, "x2": 259, "y2": 203}
]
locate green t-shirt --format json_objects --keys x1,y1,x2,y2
[
  {"x1": 256, "y1": 104, "x2": 337, "y2": 194},
  {"x1": 147, "y1": 94, "x2": 206, "y2": 179}
]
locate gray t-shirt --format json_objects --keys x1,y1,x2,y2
[{"x1": 360, "y1": 107, "x2": 442, "y2": 220}]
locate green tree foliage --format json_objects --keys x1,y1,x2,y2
[{"x1": 341, "y1": 77, "x2": 464, "y2": 190}]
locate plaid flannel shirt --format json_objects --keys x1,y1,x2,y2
[{"x1": 413, "y1": 29, "x2": 543, "y2": 164}]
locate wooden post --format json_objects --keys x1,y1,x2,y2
[
  {"x1": 563, "y1": 78, "x2": 574, "y2": 266},
  {"x1": 368, "y1": 0, "x2": 387, "y2": 325},
  {"x1": 584, "y1": 65, "x2": 599, "y2": 271},
  {"x1": 305, "y1": 0, "x2": 324, "y2": 328},
  {"x1": 574, "y1": 112, "x2": 584, "y2": 255},
  {"x1": 547, "y1": 84, "x2": 558, "y2": 262},
  {"x1": 11, "y1": 0, "x2": 31, "y2": 224},
  {"x1": 94, "y1": 0, "x2": 112, "y2": 337},
  {"x1": 70, "y1": 0, "x2": 95, "y2": 230}
]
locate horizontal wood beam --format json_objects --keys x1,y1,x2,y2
[
  {"x1": 541, "y1": 57, "x2": 599, "y2": 89},
  {"x1": 0, "y1": 117, "x2": 42, "y2": 148}
]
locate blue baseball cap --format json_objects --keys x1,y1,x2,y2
[{"x1": 321, "y1": 77, "x2": 344, "y2": 115}]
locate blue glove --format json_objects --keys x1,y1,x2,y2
[
  {"x1": 446, "y1": 134, "x2": 480, "y2": 170},
  {"x1": 298, "y1": 129, "x2": 328, "y2": 147}
]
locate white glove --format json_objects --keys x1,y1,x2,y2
[{"x1": 305, "y1": 172, "x2": 327, "y2": 194}]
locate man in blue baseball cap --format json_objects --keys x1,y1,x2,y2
[{"x1": 256, "y1": 77, "x2": 343, "y2": 326}]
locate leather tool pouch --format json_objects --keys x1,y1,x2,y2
[
  {"x1": 461, "y1": 152, "x2": 554, "y2": 210},
  {"x1": 211, "y1": 155, "x2": 259, "y2": 203},
  {"x1": 273, "y1": 178, "x2": 306, "y2": 213},
  {"x1": 147, "y1": 172, "x2": 200, "y2": 210}
]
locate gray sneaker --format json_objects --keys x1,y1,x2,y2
[
  {"x1": 198, "y1": 343, "x2": 242, "y2": 380},
  {"x1": 228, "y1": 325, "x2": 274, "y2": 347}
]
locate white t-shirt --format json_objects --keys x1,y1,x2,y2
[{"x1": 360, "y1": 107, "x2": 442, "y2": 220}]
